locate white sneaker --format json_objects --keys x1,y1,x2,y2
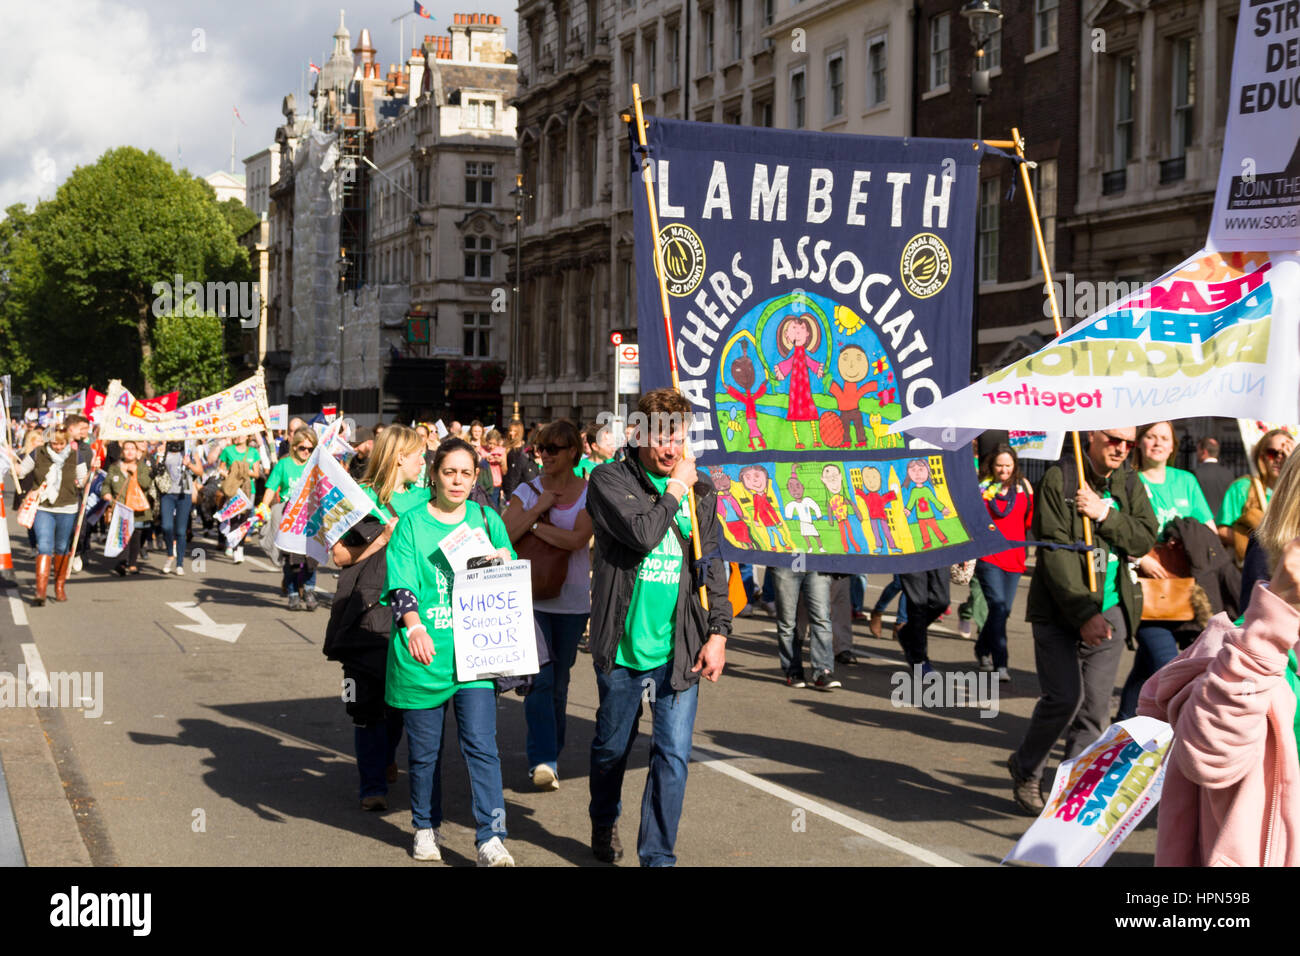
[
  {"x1": 163, "y1": 556, "x2": 175, "y2": 574},
  {"x1": 175, "y1": 564, "x2": 185, "y2": 576},
  {"x1": 958, "y1": 620, "x2": 973, "y2": 639},
  {"x1": 476, "y1": 835, "x2": 515, "y2": 867},
  {"x1": 71, "y1": 555, "x2": 83, "y2": 574},
  {"x1": 998, "y1": 667, "x2": 1012, "y2": 682},
  {"x1": 530, "y1": 765, "x2": 560, "y2": 791},
  {"x1": 225, "y1": 547, "x2": 234, "y2": 559},
  {"x1": 412, "y1": 828, "x2": 443, "y2": 862},
  {"x1": 233, "y1": 547, "x2": 244, "y2": 564}
]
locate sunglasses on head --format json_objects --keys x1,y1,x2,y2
[
  {"x1": 1099, "y1": 432, "x2": 1133, "y2": 450},
  {"x1": 539, "y1": 443, "x2": 572, "y2": 456}
]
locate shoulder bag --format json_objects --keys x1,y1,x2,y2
[
  {"x1": 513, "y1": 479, "x2": 569, "y2": 601},
  {"x1": 1138, "y1": 538, "x2": 1196, "y2": 622}
]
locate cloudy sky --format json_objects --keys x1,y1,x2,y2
[{"x1": 2, "y1": 0, "x2": 516, "y2": 212}]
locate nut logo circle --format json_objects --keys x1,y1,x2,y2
[
  {"x1": 899, "y1": 233, "x2": 952, "y2": 299},
  {"x1": 657, "y1": 223, "x2": 706, "y2": 297}
]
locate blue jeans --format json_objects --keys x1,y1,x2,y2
[
  {"x1": 32, "y1": 510, "x2": 76, "y2": 555},
  {"x1": 589, "y1": 662, "x2": 699, "y2": 867},
  {"x1": 1117, "y1": 623, "x2": 1180, "y2": 721},
  {"x1": 159, "y1": 493, "x2": 192, "y2": 561},
  {"x1": 772, "y1": 567, "x2": 833, "y2": 677},
  {"x1": 974, "y1": 562, "x2": 1021, "y2": 670},
  {"x1": 761, "y1": 567, "x2": 776, "y2": 603},
  {"x1": 738, "y1": 563, "x2": 755, "y2": 595},
  {"x1": 850, "y1": 574, "x2": 868, "y2": 612},
  {"x1": 872, "y1": 574, "x2": 908, "y2": 623},
  {"x1": 403, "y1": 688, "x2": 506, "y2": 845},
  {"x1": 282, "y1": 559, "x2": 318, "y2": 596},
  {"x1": 356, "y1": 709, "x2": 406, "y2": 799},
  {"x1": 525, "y1": 611, "x2": 589, "y2": 772}
]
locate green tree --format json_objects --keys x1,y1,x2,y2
[
  {"x1": 217, "y1": 197, "x2": 260, "y2": 241},
  {"x1": 0, "y1": 204, "x2": 36, "y2": 389},
  {"x1": 146, "y1": 312, "x2": 231, "y2": 401},
  {"x1": 14, "y1": 147, "x2": 252, "y2": 396}
]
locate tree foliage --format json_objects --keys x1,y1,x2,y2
[
  {"x1": 5, "y1": 147, "x2": 253, "y2": 397},
  {"x1": 218, "y1": 197, "x2": 260, "y2": 242},
  {"x1": 146, "y1": 312, "x2": 231, "y2": 402}
]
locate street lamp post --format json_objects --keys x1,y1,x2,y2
[
  {"x1": 961, "y1": 0, "x2": 1002, "y2": 380},
  {"x1": 509, "y1": 173, "x2": 531, "y2": 425},
  {"x1": 338, "y1": 247, "x2": 349, "y2": 414}
]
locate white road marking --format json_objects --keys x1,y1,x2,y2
[
  {"x1": 691, "y1": 742, "x2": 962, "y2": 867},
  {"x1": 20, "y1": 642, "x2": 49, "y2": 694},
  {"x1": 243, "y1": 556, "x2": 276, "y2": 572},
  {"x1": 9, "y1": 594, "x2": 28, "y2": 627},
  {"x1": 166, "y1": 601, "x2": 245, "y2": 642}
]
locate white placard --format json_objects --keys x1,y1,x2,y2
[
  {"x1": 434, "y1": 419, "x2": 448, "y2": 438},
  {"x1": 436, "y1": 523, "x2": 496, "y2": 572},
  {"x1": 452, "y1": 560, "x2": 539, "y2": 681}
]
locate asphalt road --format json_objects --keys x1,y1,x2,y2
[{"x1": 0, "y1": 515, "x2": 1157, "y2": 867}]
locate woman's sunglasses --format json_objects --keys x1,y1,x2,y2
[
  {"x1": 1264, "y1": 447, "x2": 1290, "y2": 462},
  {"x1": 539, "y1": 443, "x2": 573, "y2": 456}
]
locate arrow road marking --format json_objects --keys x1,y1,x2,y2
[{"x1": 166, "y1": 601, "x2": 244, "y2": 643}]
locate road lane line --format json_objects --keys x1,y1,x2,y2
[
  {"x1": 20, "y1": 642, "x2": 49, "y2": 694},
  {"x1": 9, "y1": 594, "x2": 27, "y2": 627},
  {"x1": 691, "y1": 743, "x2": 962, "y2": 867}
]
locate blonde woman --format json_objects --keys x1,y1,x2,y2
[
  {"x1": 16, "y1": 425, "x2": 87, "y2": 604},
  {"x1": 325, "y1": 424, "x2": 427, "y2": 811},
  {"x1": 262, "y1": 427, "x2": 320, "y2": 610},
  {"x1": 1218, "y1": 428, "x2": 1294, "y2": 561}
]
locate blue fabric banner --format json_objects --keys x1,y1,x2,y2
[{"x1": 632, "y1": 117, "x2": 1006, "y2": 572}]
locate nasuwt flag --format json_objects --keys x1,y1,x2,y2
[
  {"x1": 98, "y1": 371, "x2": 271, "y2": 442},
  {"x1": 633, "y1": 117, "x2": 1006, "y2": 572},
  {"x1": 274, "y1": 426, "x2": 376, "y2": 563},
  {"x1": 893, "y1": 249, "x2": 1300, "y2": 449},
  {"x1": 1004, "y1": 717, "x2": 1172, "y2": 867}
]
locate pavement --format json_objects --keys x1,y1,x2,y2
[{"x1": 0, "y1": 512, "x2": 1158, "y2": 867}]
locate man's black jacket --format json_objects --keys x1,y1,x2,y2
[{"x1": 585, "y1": 451, "x2": 732, "y2": 691}]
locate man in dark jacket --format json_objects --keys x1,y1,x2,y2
[
  {"x1": 1193, "y1": 436, "x2": 1234, "y2": 517},
  {"x1": 1007, "y1": 426, "x2": 1158, "y2": 814},
  {"x1": 584, "y1": 388, "x2": 731, "y2": 866}
]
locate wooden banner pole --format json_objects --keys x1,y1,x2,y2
[
  {"x1": 629, "y1": 84, "x2": 709, "y2": 611},
  {"x1": 1012, "y1": 126, "x2": 1097, "y2": 592}
]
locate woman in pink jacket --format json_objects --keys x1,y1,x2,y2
[{"x1": 1138, "y1": 450, "x2": 1300, "y2": 866}]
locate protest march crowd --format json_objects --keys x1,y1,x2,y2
[{"x1": 6, "y1": 382, "x2": 1299, "y2": 868}]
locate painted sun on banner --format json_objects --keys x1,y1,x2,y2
[{"x1": 631, "y1": 118, "x2": 1007, "y2": 572}]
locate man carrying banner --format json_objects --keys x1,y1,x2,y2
[
  {"x1": 585, "y1": 388, "x2": 732, "y2": 866},
  {"x1": 1007, "y1": 427, "x2": 1157, "y2": 813}
]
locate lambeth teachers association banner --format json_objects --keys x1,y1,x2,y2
[{"x1": 632, "y1": 118, "x2": 1006, "y2": 573}]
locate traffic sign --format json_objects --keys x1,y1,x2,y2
[{"x1": 618, "y1": 344, "x2": 639, "y2": 366}]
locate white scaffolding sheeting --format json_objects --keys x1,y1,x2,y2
[{"x1": 285, "y1": 129, "x2": 342, "y2": 397}]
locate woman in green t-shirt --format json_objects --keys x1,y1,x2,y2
[
  {"x1": 1118, "y1": 420, "x2": 1217, "y2": 719},
  {"x1": 261, "y1": 427, "x2": 318, "y2": 610},
  {"x1": 384, "y1": 438, "x2": 518, "y2": 866},
  {"x1": 1217, "y1": 427, "x2": 1295, "y2": 561}
]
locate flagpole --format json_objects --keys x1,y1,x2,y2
[
  {"x1": 1013, "y1": 126, "x2": 1097, "y2": 592},
  {"x1": 630, "y1": 83, "x2": 709, "y2": 611}
]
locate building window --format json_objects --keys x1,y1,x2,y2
[
  {"x1": 725, "y1": 107, "x2": 742, "y2": 124},
  {"x1": 978, "y1": 177, "x2": 998, "y2": 284},
  {"x1": 645, "y1": 34, "x2": 657, "y2": 95},
  {"x1": 867, "y1": 33, "x2": 887, "y2": 108},
  {"x1": 587, "y1": 0, "x2": 599, "y2": 52},
  {"x1": 557, "y1": 2, "x2": 570, "y2": 58},
  {"x1": 578, "y1": 114, "x2": 597, "y2": 206},
  {"x1": 790, "y1": 67, "x2": 806, "y2": 128},
  {"x1": 929, "y1": 14, "x2": 949, "y2": 90},
  {"x1": 417, "y1": 165, "x2": 429, "y2": 203},
  {"x1": 754, "y1": 100, "x2": 773, "y2": 126},
  {"x1": 730, "y1": 0, "x2": 743, "y2": 61},
  {"x1": 465, "y1": 162, "x2": 494, "y2": 204},
  {"x1": 464, "y1": 235, "x2": 494, "y2": 279},
  {"x1": 423, "y1": 236, "x2": 432, "y2": 279},
  {"x1": 465, "y1": 98, "x2": 496, "y2": 128},
  {"x1": 985, "y1": 23, "x2": 1001, "y2": 70},
  {"x1": 1034, "y1": 0, "x2": 1058, "y2": 51},
  {"x1": 667, "y1": 25, "x2": 680, "y2": 87},
  {"x1": 762, "y1": 0, "x2": 774, "y2": 48},
  {"x1": 464, "y1": 312, "x2": 491, "y2": 357},
  {"x1": 624, "y1": 43, "x2": 635, "y2": 96},
  {"x1": 1029, "y1": 159, "x2": 1057, "y2": 277},
  {"x1": 1171, "y1": 36, "x2": 1196, "y2": 159},
  {"x1": 1113, "y1": 54, "x2": 1135, "y2": 170},
  {"x1": 548, "y1": 129, "x2": 567, "y2": 215},
  {"x1": 826, "y1": 52, "x2": 845, "y2": 120},
  {"x1": 703, "y1": 8, "x2": 715, "y2": 73}
]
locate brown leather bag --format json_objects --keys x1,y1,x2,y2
[
  {"x1": 514, "y1": 480, "x2": 569, "y2": 601},
  {"x1": 1138, "y1": 539, "x2": 1195, "y2": 622},
  {"x1": 1230, "y1": 478, "x2": 1267, "y2": 564}
]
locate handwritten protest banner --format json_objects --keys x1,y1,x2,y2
[
  {"x1": 1003, "y1": 716, "x2": 1172, "y2": 867},
  {"x1": 451, "y1": 560, "x2": 539, "y2": 681},
  {"x1": 98, "y1": 371, "x2": 271, "y2": 442}
]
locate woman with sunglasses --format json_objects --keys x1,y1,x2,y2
[
  {"x1": 325, "y1": 425, "x2": 427, "y2": 811},
  {"x1": 1116, "y1": 420, "x2": 1216, "y2": 720},
  {"x1": 502, "y1": 420, "x2": 594, "y2": 792},
  {"x1": 1218, "y1": 428, "x2": 1295, "y2": 562},
  {"x1": 1138, "y1": 449, "x2": 1300, "y2": 865},
  {"x1": 384, "y1": 437, "x2": 517, "y2": 866},
  {"x1": 262, "y1": 427, "x2": 320, "y2": 610}
]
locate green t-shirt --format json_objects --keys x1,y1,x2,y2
[
  {"x1": 219, "y1": 445, "x2": 261, "y2": 470},
  {"x1": 383, "y1": 502, "x2": 515, "y2": 709},
  {"x1": 1287, "y1": 651, "x2": 1300, "y2": 761},
  {"x1": 1218, "y1": 476, "x2": 1271, "y2": 527},
  {"x1": 574, "y1": 456, "x2": 598, "y2": 479},
  {"x1": 266, "y1": 456, "x2": 307, "y2": 501},
  {"x1": 362, "y1": 481, "x2": 431, "y2": 517},
  {"x1": 1101, "y1": 489, "x2": 1121, "y2": 613},
  {"x1": 616, "y1": 468, "x2": 694, "y2": 671},
  {"x1": 1139, "y1": 466, "x2": 1214, "y2": 534}
]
